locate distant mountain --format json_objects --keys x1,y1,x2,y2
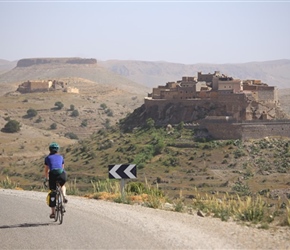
[
  {"x1": 0, "y1": 59, "x2": 17, "y2": 74},
  {"x1": 1, "y1": 58, "x2": 289, "y2": 90},
  {"x1": 99, "y1": 59, "x2": 290, "y2": 89}
]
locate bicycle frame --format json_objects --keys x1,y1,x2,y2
[{"x1": 44, "y1": 180, "x2": 65, "y2": 224}]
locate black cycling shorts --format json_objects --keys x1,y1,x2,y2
[{"x1": 49, "y1": 170, "x2": 67, "y2": 190}]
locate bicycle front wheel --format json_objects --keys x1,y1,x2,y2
[
  {"x1": 59, "y1": 203, "x2": 63, "y2": 225},
  {"x1": 57, "y1": 191, "x2": 64, "y2": 225}
]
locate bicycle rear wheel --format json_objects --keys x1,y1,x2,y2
[{"x1": 55, "y1": 193, "x2": 60, "y2": 222}]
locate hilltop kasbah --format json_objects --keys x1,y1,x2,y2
[{"x1": 143, "y1": 71, "x2": 290, "y2": 140}]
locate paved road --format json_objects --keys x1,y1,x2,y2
[
  {"x1": 1, "y1": 189, "x2": 290, "y2": 250},
  {"x1": 0, "y1": 189, "x2": 167, "y2": 249}
]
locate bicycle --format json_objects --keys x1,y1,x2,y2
[{"x1": 44, "y1": 180, "x2": 66, "y2": 224}]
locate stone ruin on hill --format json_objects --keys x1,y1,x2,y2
[{"x1": 16, "y1": 79, "x2": 79, "y2": 94}]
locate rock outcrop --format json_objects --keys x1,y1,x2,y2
[{"x1": 17, "y1": 58, "x2": 97, "y2": 67}]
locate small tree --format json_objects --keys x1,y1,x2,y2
[
  {"x1": 26, "y1": 108, "x2": 38, "y2": 118},
  {"x1": 3, "y1": 120, "x2": 21, "y2": 133},
  {"x1": 55, "y1": 101, "x2": 64, "y2": 110},
  {"x1": 70, "y1": 104, "x2": 75, "y2": 111}
]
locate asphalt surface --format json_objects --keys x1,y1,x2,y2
[{"x1": 0, "y1": 189, "x2": 167, "y2": 249}]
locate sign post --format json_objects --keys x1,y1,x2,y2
[
  {"x1": 120, "y1": 179, "x2": 125, "y2": 199},
  {"x1": 108, "y1": 164, "x2": 137, "y2": 198}
]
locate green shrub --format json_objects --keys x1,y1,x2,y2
[
  {"x1": 3, "y1": 120, "x2": 21, "y2": 133},
  {"x1": 126, "y1": 182, "x2": 146, "y2": 194},
  {"x1": 233, "y1": 149, "x2": 246, "y2": 158},
  {"x1": 50, "y1": 123, "x2": 57, "y2": 129},
  {"x1": 81, "y1": 119, "x2": 88, "y2": 127},
  {"x1": 105, "y1": 108, "x2": 113, "y2": 117},
  {"x1": 26, "y1": 108, "x2": 37, "y2": 118},
  {"x1": 104, "y1": 118, "x2": 110, "y2": 129},
  {"x1": 100, "y1": 103, "x2": 107, "y2": 110},
  {"x1": 177, "y1": 121, "x2": 184, "y2": 131},
  {"x1": 153, "y1": 140, "x2": 165, "y2": 155},
  {"x1": 146, "y1": 118, "x2": 155, "y2": 129},
  {"x1": 55, "y1": 101, "x2": 64, "y2": 110},
  {"x1": 71, "y1": 110, "x2": 79, "y2": 117},
  {"x1": 64, "y1": 132, "x2": 79, "y2": 140}
]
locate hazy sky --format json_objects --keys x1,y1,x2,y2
[{"x1": 1, "y1": 1, "x2": 290, "y2": 64}]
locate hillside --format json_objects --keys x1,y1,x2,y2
[
  {"x1": 0, "y1": 57, "x2": 150, "y2": 139},
  {"x1": 0, "y1": 58, "x2": 150, "y2": 162},
  {"x1": 6, "y1": 124, "x2": 290, "y2": 223}
]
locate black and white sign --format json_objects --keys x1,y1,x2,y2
[{"x1": 108, "y1": 164, "x2": 137, "y2": 179}]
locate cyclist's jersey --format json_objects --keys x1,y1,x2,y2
[{"x1": 45, "y1": 153, "x2": 64, "y2": 174}]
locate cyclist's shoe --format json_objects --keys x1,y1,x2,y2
[
  {"x1": 49, "y1": 213, "x2": 55, "y2": 219},
  {"x1": 63, "y1": 197, "x2": 68, "y2": 203}
]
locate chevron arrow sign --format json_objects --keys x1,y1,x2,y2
[{"x1": 108, "y1": 164, "x2": 137, "y2": 179}]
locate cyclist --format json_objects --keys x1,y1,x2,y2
[{"x1": 44, "y1": 142, "x2": 68, "y2": 219}]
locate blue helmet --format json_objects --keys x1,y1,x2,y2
[{"x1": 49, "y1": 142, "x2": 60, "y2": 152}]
